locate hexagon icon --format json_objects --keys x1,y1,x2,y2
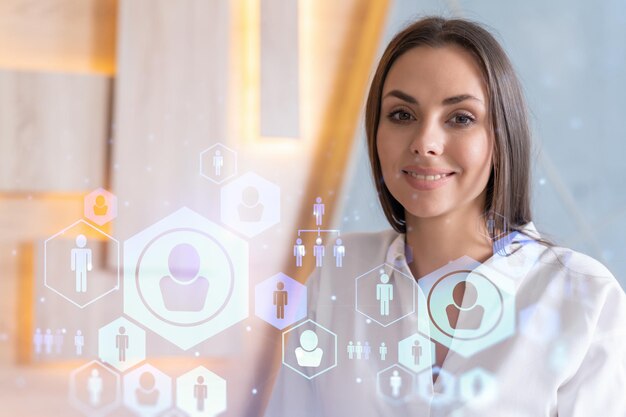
[
  {"x1": 98, "y1": 316, "x2": 146, "y2": 372},
  {"x1": 69, "y1": 360, "x2": 121, "y2": 416},
  {"x1": 417, "y1": 366, "x2": 456, "y2": 405},
  {"x1": 420, "y1": 256, "x2": 516, "y2": 357},
  {"x1": 84, "y1": 187, "x2": 118, "y2": 226},
  {"x1": 355, "y1": 264, "x2": 416, "y2": 327},
  {"x1": 176, "y1": 366, "x2": 226, "y2": 417},
  {"x1": 255, "y1": 272, "x2": 307, "y2": 330},
  {"x1": 459, "y1": 367, "x2": 497, "y2": 404},
  {"x1": 124, "y1": 207, "x2": 248, "y2": 350},
  {"x1": 124, "y1": 363, "x2": 172, "y2": 417},
  {"x1": 200, "y1": 143, "x2": 237, "y2": 184},
  {"x1": 398, "y1": 333, "x2": 436, "y2": 374},
  {"x1": 44, "y1": 219, "x2": 120, "y2": 308},
  {"x1": 220, "y1": 171, "x2": 280, "y2": 237},
  {"x1": 376, "y1": 364, "x2": 415, "y2": 404},
  {"x1": 478, "y1": 211, "x2": 508, "y2": 243},
  {"x1": 282, "y1": 319, "x2": 337, "y2": 380}
]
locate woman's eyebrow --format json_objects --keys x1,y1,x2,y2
[{"x1": 383, "y1": 89, "x2": 483, "y2": 106}]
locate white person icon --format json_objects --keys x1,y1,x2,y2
[{"x1": 159, "y1": 243, "x2": 210, "y2": 312}]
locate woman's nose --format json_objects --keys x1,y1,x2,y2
[{"x1": 408, "y1": 119, "x2": 444, "y2": 156}]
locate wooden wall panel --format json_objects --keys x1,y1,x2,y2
[{"x1": 0, "y1": 70, "x2": 111, "y2": 192}]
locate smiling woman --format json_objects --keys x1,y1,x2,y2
[{"x1": 265, "y1": 16, "x2": 626, "y2": 417}]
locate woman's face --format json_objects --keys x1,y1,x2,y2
[{"x1": 377, "y1": 45, "x2": 493, "y2": 221}]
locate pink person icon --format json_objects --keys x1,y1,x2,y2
[{"x1": 160, "y1": 243, "x2": 209, "y2": 312}]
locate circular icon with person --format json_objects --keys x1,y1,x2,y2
[{"x1": 160, "y1": 243, "x2": 209, "y2": 312}]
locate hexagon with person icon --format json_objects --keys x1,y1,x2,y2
[
  {"x1": 418, "y1": 256, "x2": 516, "y2": 357},
  {"x1": 98, "y1": 316, "x2": 146, "y2": 372},
  {"x1": 69, "y1": 360, "x2": 121, "y2": 417},
  {"x1": 200, "y1": 142, "x2": 237, "y2": 184},
  {"x1": 255, "y1": 272, "x2": 307, "y2": 330},
  {"x1": 123, "y1": 363, "x2": 172, "y2": 417},
  {"x1": 398, "y1": 332, "x2": 436, "y2": 374},
  {"x1": 123, "y1": 207, "x2": 248, "y2": 350},
  {"x1": 355, "y1": 263, "x2": 416, "y2": 327},
  {"x1": 220, "y1": 171, "x2": 280, "y2": 238},
  {"x1": 84, "y1": 187, "x2": 118, "y2": 226},
  {"x1": 376, "y1": 364, "x2": 415, "y2": 405},
  {"x1": 44, "y1": 219, "x2": 120, "y2": 308},
  {"x1": 176, "y1": 366, "x2": 227, "y2": 417},
  {"x1": 282, "y1": 319, "x2": 337, "y2": 380}
]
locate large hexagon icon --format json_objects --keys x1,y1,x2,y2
[
  {"x1": 282, "y1": 319, "x2": 337, "y2": 380},
  {"x1": 124, "y1": 207, "x2": 248, "y2": 350},
  {"x1": 255, "y1": 272, "x2": 307, "y2": 330},
  {"x1": 44, "y1": 219, "x2": 120, "y2": 308}
]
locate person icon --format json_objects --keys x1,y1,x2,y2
[
  {"x1": 93, "y1": 194, "x2": 108, "y2": 216},
  {"x1": 295, "y1": 330, "x2": 324, "y2": 367},
  {"x1": 355, "y1": 341, "x2": 363, "y2": 360},
  {"x1": 313, "y1": 237, "x2": 324, "y2": 268},
  {"x1": 347, "y1": 341, "x2": 355, "y2": 360},
  {"x1": 412, "y1": 339, "x2": 423, "y2": 366},
  {"x1": 33, "y1": 328, "x2": 43, "y2": 355},
  {"x1": 379, "y1": 342, "x2": 388, "y2": 360},
  {"x1": 160, "y1": 243, "x2": 210, "y2": 312},
  {"x1": 376, "y1": 270, "x2": 393, "y2": 316},
  {"x1": 213, "y1": 149, "x2": 224, "y2": 176},
  {"x1": 390, "y1": 370, "x2": 402, "y2": 398},
  {"x1": 446, "y1": 281, "x2": 485, "y2": 330},
  {"x1": 87, "y1": 368, "x2": 103, "y2": 406},
  {"x1": 43, "y1": 328, "x2": 54, "y2": 354},
  {"x1": 116, "y1": 326, "x2": 129, "y2": 362},
  {"x1": 75, "y1": 330, "x2": 84, "y2": 355},
  {"x1": 135, "y1": 371, "x2": 159, "y2": 406},
  {"x1": 238, "y1": 186, "x2": 264, "y2": 222},
  {"x1": 273, "y1": 281, "x2": 288, "y2": 319},
  {"x1": 54, "y1": 329, "x2": 64, "y2": 354},
  {"x1": 333, "y1": 238, "x2": 346, "y2": 267},
  {"x1": 363, "y1": 341, "x2": 372, "y2": 360},
  {"x1": 194, "y1": 375, "x2": 208, "y2": 411},
  {"x1": 313, "y1": 197, "x2": 325, "y2": 226},
  {"x1": 71, "y1": 234, "x2": 92, "y2": 293},
  {"x1": 293, "y1": 238, "x2": 306, "y2": 267}
]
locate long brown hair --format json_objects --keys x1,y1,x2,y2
[{"x1": 366, "y1": 16, "x2": 533, "y2": 240}]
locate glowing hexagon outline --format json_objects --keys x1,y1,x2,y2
[
  {"x1": 123, "y1": 207, "x2": 249, "y2": 350},
  {"x1": 98, "y1": 316, "x2": 146, "y2": 372},
  {"x1": 176, "y1": 366, "x2": 227, "y2": 417},
  {"x1": 199, "y1": 143, "x2": 238, "y2": 185},
  {"x1": 69, "y1": 359, "x2": 121, "y2": 417},
  {"x1": 44, "y1": 219, "x2": 120, "y2": 308},
  {"x1": 255, "y1": 272, "x2": 307, "y2": 330},
  {"x1": 398, "y1": 332, "x2": 436, "y2": 374},
  {"x1": 220, "y1": 171, "x2": 281, "y2": 238},
  {"x1": 84, "y1": 187, "x2": 118, "y2": 226},
  {"x1": 282, "y1": 319, "x2": 337, "y2": 380},
  {"x1": 355, "y1": 263, "x2": 416, "y2": 327},
  {"x1": 123, "y1": 363, "x2": 173, "y2": 416},
  {"x1": 376, "y1": 363, "x2": 415, "y2": 405},
  {"x1": 420, "y1": 256, "x2": 516, "y2": 357}
]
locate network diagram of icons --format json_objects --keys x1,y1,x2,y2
[
  {"x1": 123, "y1": 363, "x2": 173, "y2": 417},
  {"x1": 176, "y1": 366, "x2": 227, "y2": 417},
  {"x1": 200, "y1": 143, "x2": 237, "y2": 184},
  {"x1": 44, "y1": 219, "x2": 120, "y2": 308},
  {"x1": 255, "y1": 272, "x2": 307, "y2": 330},
  {"x1": 355, "y1": 263, "x2": 416, "y2": 327},
  {"x1": 376, "y1": 364, "x2": 415, "y2": 404},
  {"x1": 123, "y1": 207, "x2": 248, "y2": 350},
  {"x1": 220, "y1": 172, "x2": 280, "y2": 238},
  {"x1": 69, "y1": 360, "x2": 121, "y2": 417},
  {"x1": 98, "y1": 316, "x2": 146, "y2": 372},
  {"x1": 84, "y1": 187, "x2": 118, "y2": 226},
  {"x1": 398, "y1": 332, "x2": 436, "y2": 374},
  {"x1": 282, "y1": 319, "x2": 337, "y2": 380},
  {"x1": 419, "y1": 256, "x2": 515, "y2": 357}
]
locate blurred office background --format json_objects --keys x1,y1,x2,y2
[{"x1": 0, "y1": 0, "x2": 624, "y2": 416}]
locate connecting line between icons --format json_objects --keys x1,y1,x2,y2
[{"x1": 297, "y1": 228, "x2": 341, "y2": 237}]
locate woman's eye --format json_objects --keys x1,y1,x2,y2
[
  {"x1": 451, "y1": 113, "x2": 475, "y2": 126},
  {"x1": 388, "y1": 110, "x2": 414, "y2": 122}
]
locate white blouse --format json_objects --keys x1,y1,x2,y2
[{"x1": 265, "y1": 224, "x2": 626, "y2": 416}]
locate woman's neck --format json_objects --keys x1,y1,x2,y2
[{"x1": 404, "y1": 207, "x2": 493, "y2": 280}]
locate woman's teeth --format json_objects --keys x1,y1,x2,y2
[{"x1": 405, "y1": 172, "x2": 452, "y2": 181}]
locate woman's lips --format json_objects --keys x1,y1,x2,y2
[{"x1": 401, "y1": 169, "x2": 456, "y2": 191}]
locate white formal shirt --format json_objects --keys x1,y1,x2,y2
[{"x1": 265, "y1": 224, "x2": 626, "y2": 416}]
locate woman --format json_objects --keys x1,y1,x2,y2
[{"x1": 266, "y1": 16, "x2": 626, "y2": 416}]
